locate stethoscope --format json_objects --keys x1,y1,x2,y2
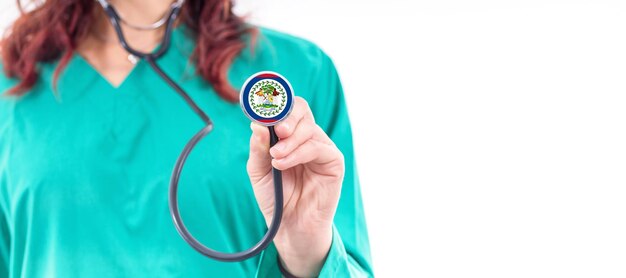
[{"x1": 95, "y1": 0, "x2": 293, "y2": 262}]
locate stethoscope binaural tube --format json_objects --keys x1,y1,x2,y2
[{"x1": 95, "y1": 0, "x2": 287, "y2": 262}]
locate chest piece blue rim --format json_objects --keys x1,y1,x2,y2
[{"x1": 240, "y1": 71, "x2": 295, "y2": 127}]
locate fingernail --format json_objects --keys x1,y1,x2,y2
[
  {"x1": 280, "y1": 122, "x2": 290, "y2": 133},
  {"x1": 274, "y1": 143, "x2": 285, "y2": 151},
  {"x1": 272, "y1": 158, "x2": 284, "y2": 169},
  {"x1": 269, "y1": 144, "x2": 282, "y2": 157}
]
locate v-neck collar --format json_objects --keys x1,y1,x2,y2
[
  {"x1": 72, "y1": 53, "x2": 146, "y2": 92},
  {"x1": 40, "y1": 26, "x2": 195, "y2": 102}
]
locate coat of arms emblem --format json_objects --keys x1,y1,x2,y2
[
  {"x1": 249, "y1": 80, "x2": 287, "y2": 117},
  {"x1": 240, "y1": 72, "x2": 294, "y2": 126}
]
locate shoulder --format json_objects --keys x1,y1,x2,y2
[
  {"x1": 237, "y1": 27, "x2": 337, "y2": 78},
  {"x1": 237, "y1": 27, "x2": 339, "y2": 98},
  {"x1": 0, "y1": 62, "x2": 19, "y2": 107},
  {"x1": 0, "y1": 62, "x2": 23, "y2": 113},
  {"x1": 0, "y1": 62, "x2": 17, "y2": 133},
  {"x1": 239, "y1": 27, "x2": 346, "y2": 130},
  {"x1": 0, "y1": 62, "x2": 18, "y2": 95},
  {"x1": 256, "y1": 27, "x2": 327, "y2": 62}
]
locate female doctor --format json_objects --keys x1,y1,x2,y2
[{"x1": 0, "y1": 0, "x2": 372, "y2": 277}]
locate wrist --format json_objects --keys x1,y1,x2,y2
[{"x1": 274, "y1": 225, "x2": 333, "y2": 277}]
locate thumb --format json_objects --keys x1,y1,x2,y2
[{"x1": 247, "y1": 122, "x2": 273, "y2": 183}]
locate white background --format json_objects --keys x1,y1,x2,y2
[{"x1": 2, "y1": 0, "x2": 626, "y2": 277}]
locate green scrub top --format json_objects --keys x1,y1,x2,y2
[{"x1": 0, "y1": 27, "x2": 372, "y2": 277}]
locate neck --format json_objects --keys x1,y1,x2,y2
[
  {"x1": 107, "y1": 0, "x2": 177, "y2": 28},
  {"x1": 91, "y1": 0, "x2": 177, "y2": 51},
  {"x1": 76, "y1": 0, "x2": 179, "y2": 86}
]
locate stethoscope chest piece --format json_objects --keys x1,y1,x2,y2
[{"x1": 240, "y1": 71, "x2": 295, "y2": 126}]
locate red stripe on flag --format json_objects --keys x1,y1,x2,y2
[{"x1": 257, "y1": 73, "x2": 278, "y2": 79}]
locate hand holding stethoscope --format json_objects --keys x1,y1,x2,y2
[
  {"x1": 248, "y1": 97, "x2": 345, "y2": 277},
  {"x1": 94, "y1": 0, "x2": 345, "y2": 276}
]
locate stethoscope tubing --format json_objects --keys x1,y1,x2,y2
[
  {"x1": 96, "y1": 0, "x2": 284, "y2": 262},
  {"x1": 98, "y1": 0, "x2": 180, "y2": 59}
]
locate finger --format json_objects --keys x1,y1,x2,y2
[
  {"x1": 274, "y1": 97, "x2": 314, "y2": 139},
  {"x1": 250, "y1": 122, "x2": 270, "y2": 156},
  {"x1": 271, "y1": 139, "x2": 341, "y2": 171},
  {"x1": 269, "y1": 118, "x2": 316, "y2": 159},
  {"x1": 247, "y1": 123, "x2": 272, "y2": 179}
]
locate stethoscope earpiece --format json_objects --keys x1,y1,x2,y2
[{"x1": 240, "y1": 71, "x2": 295, "y2": 127}]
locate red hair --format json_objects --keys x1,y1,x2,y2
[{"x1": 0, "y1": 0, "x2": 256, "y2": 102}]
